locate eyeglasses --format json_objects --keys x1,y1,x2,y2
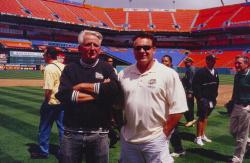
[{"x1": 134, "y1": 46, "x2": 153, "y2": 51}]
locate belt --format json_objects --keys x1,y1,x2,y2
[{"x1": 64, "y1": 127, "x2": 109, "y2": 134}]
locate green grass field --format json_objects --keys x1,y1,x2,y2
[
  {"x1": 0, "y1": 71, "x2": 43, "y2": 79},
  {"x1": 0, "y1": 86, "x2": 250, "y2": 163},
  {"x1": 0, "y1": 70, "x2": 234, "y2": 85}
]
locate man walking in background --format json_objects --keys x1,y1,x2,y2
[
  {"x1": 161, "y1": 55, "x2": 186, "y2": 158},
  {"x1": 182, "y1": 57, "x2": 196, "y2": 127},
  {"x1": 193, "y1": 54, "x2": 219, "y2": 146},
  {"x1": 32, "y1": 47, "x2": 65, "y2": 159},
  {"x1": 119, "y1": 33, "x2": 188, "y2": 163},
  {"x1": 229, "y1": 55, "x2": 250, "y2": 163}
]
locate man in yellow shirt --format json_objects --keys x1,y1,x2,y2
[{"x1": 32, "y1": 47, "x2": 65, "y2": 159}]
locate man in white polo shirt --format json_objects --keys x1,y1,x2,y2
[{"x1": 118, "y1": 33, "x2": 188, "y2": 163}]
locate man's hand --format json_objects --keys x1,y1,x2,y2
[
  {"x1": 187, "y1": 93, "x2": 193, "y2": 98},
  {"x1": 163, "y1": 113, "x2": 183, "y2": 137},
  {"x1": 104, "y1": 78, "x2": 111, "y2": 83}
]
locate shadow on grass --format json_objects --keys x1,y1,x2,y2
[
  {"x1": 0, "y1": 148, "x2": 22, "y2": 163},
  {"x1": 187, "y1": 148, "x2": 231, "y2": 162},
  {"x1": 217, "y1": 111, "x2": 229, "y2": 116},
  {"x1": 0, "y1": 95, "x2": 40, "y2": 116},
  {"x1": 180, "y1": 132, "x2": 196, "y2": 142},
  {"x1": 26, "y1": 143, "x2": 60, "y2": 160},
  {"x1": 0, "y1": 87, "x2": 43, "y2": 97},
  {"x1": 0, "y1": 89, "x2": 42, "y2": 104},
  {"x1": 0, "y1": 112, "x2": 57, "y2": 141}
]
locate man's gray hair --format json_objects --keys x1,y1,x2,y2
[
  {"x1": 78, "y1": 30, "x2": 103, "y2": 44},
  {"x1": 236, "y1": 55, "x2": 249, "y2": 64}
]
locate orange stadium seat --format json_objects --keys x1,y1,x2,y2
[
  {"x1": 105, "y1": 9, "x2": 126, "y2": 28},
  {"x1": 151, "y1": 11, "x2": 175, "y2": 31},
  {"x1": 18, "y1": 0, "x2": 55, "y2": 20},
  {"x1": 202, "y1": 4, "x2": 241, "y2": 30},
  {"x1": 0, "y1": 40, "x2": 32, "y2": 49},
  {"x1": 43, "y1": 0, "x2": 82, "y2": 24},
  {"x1": 174, "y1": 10, "x2": 198, "y2": 32},
  {"x1": 231, "y1": 5, "x2": 250, "y2": 26},
  {"x1": 192, "y1": 7, "x2": 219, "y2": 30},
  {"x1": 128, "y1": 11, "x2": 150, "y2": 30},
  {"x1": 0, "y1": 0, "x2": 29, "y2": 17},
  {"x1": 64, "y1": 5, "x2": 101, "y2": 26},
  {"x1": 88, "y1": 7, "x2": 115, "y2": 28}
]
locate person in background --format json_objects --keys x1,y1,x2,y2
[
  {"x1": 161, "y1": 55, "x2": 186, "y2": 158},
  {"x1": 106, "y1": 57, "x2": 117, "y2": 74},
  {"x1": 161, "y1": 54, "x2": 173, "y2": 68},
  {"x1": 182, "y1": 57, "x2": 196, "y2": 127},
  {"x1": 57, "y1": 53, "x2": 65, "y2": 64},
  {"x1": 192, "y1": 54, "x2": 219, "y2": 146},
  {"x1": 119, "y1": 33, "x2": 188, "y2": 163},
  {"x1": 31, "y1": 47, "x2": 65, "y2": 159},
  {"x1": 105, "y1": 56, "x2": 120, "y2": 147},
  {"x1": 56, "y1": 30, "x2": 120, "y2": 163},
  {"x1": 228, "y1": 55, "x2": 250, "y2": 163}
]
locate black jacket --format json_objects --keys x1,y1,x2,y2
[
  {"x1": 192, "y1": 67, "x2": 219, "y2": 101},
  {"x1": 56, "y1": 60, "x2": 120, "y2": 129}
]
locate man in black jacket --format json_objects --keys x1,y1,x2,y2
[
  {"x1": 182, "y1": 57, "x2": 196, "y2": 127},
  {"x1": 193, "y1": 54, "x2": 219, "y2": 146},
  {"x1": 56, "y1": 30, "x2": 120, "y2": 163}
]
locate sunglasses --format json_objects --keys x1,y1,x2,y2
[{"x1": 134, "y1": 46, "x2": 153, "y2": 51}]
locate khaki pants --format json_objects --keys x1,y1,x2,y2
[{"x1": 230, "y1": 104, "x2": 250, "y2": 162}]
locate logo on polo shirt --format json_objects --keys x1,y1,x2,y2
[
  {"x1": 148, "y1": 79, "x2": 157, "y2": 88},
  {"x1": 95, "y1": 72, "x2": 104, "y2": 80},
  {"x1": 148, "y1": 79, "x2": 156, "y2": 85}
]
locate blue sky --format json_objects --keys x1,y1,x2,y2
[{"x1": 85, "y1": 0, "x2": 245, "y2": 9}]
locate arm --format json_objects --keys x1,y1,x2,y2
[
  {"x1": 44, "y1": 89, "x2": 52, "y2": 102},
  {"x1": 56, "y1": 65, "x2": 96, "y2": 103},
  {"x1": 77, "y1": 92, "x2": 95, "y2": 102},
  {"x1": 164, "y1": 70, "x2": 188, "y2": 136},
  {"x1": 187, "y1": 67, "x2": 195, "y2": 94},
  {"x1": 192, "y1": 70, "x2": 203, "y2": 100},
  {"x1": 163, "y1": 113, "x2": 183, "y2": 137}
]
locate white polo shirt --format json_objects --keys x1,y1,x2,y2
[{"x1": 118, "y1": 60, "x2": 188, "y2": 143}]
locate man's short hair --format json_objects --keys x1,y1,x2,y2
[
  {"x1": 162, "y1": 55, "x2": 172, "y2": 63},
  {"x1": 184, "y1": 57, "x2": 193, "y2": 63},
  {"x1": 44, "y1": 46, "x2": 60, "y2": 60},
  {"x1": 78, "y1": 30, "x2": 103, "y2": 45},
  {"x1": 132, "y1": 33, "x2": 156, "y2": 47},
  {"x1": 206, "y1": 54, "x2": 217, "y2": 61},
  {"x1": 236, "y1": 55, "x2": 249, "y2": 64}
]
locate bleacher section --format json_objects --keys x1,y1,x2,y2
[
  {"x1": 17, "y1": 0, "x2": 55, "y2": 20},
  {"x1": 174, "y1": 10, "x2": 198, "y2": 32},
  {"x1": 151, "y1": 11, "x2": 175, "y2": 31},
  {"x1": 1, "y1": 1, "x2": 250, "y2": 32},
  {"x1": 105, "y1": 9, "x2": 126, "y2": 28},
  {"x1": 2, "y1": 1, "x2": 250, "y2": 72},
  {"x1": 179, "y1": 49, "x2": 247, "y2": 68},
  {"x1": 127, "y1": 11, "x2": 150, "y2": 31},
  {"x1": 0, "y1": 0, "x2": 29, "y2": 17},
  {"x1": 42, "y1": 1, "x2": 81, "y2": 24}
]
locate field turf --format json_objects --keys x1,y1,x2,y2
[
  {"x1": 0, "y1": 70, "x2": 234, "y2": 85},
  {"x1": 0, "y1": 86, "x2": 250, "y2": 162}
]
